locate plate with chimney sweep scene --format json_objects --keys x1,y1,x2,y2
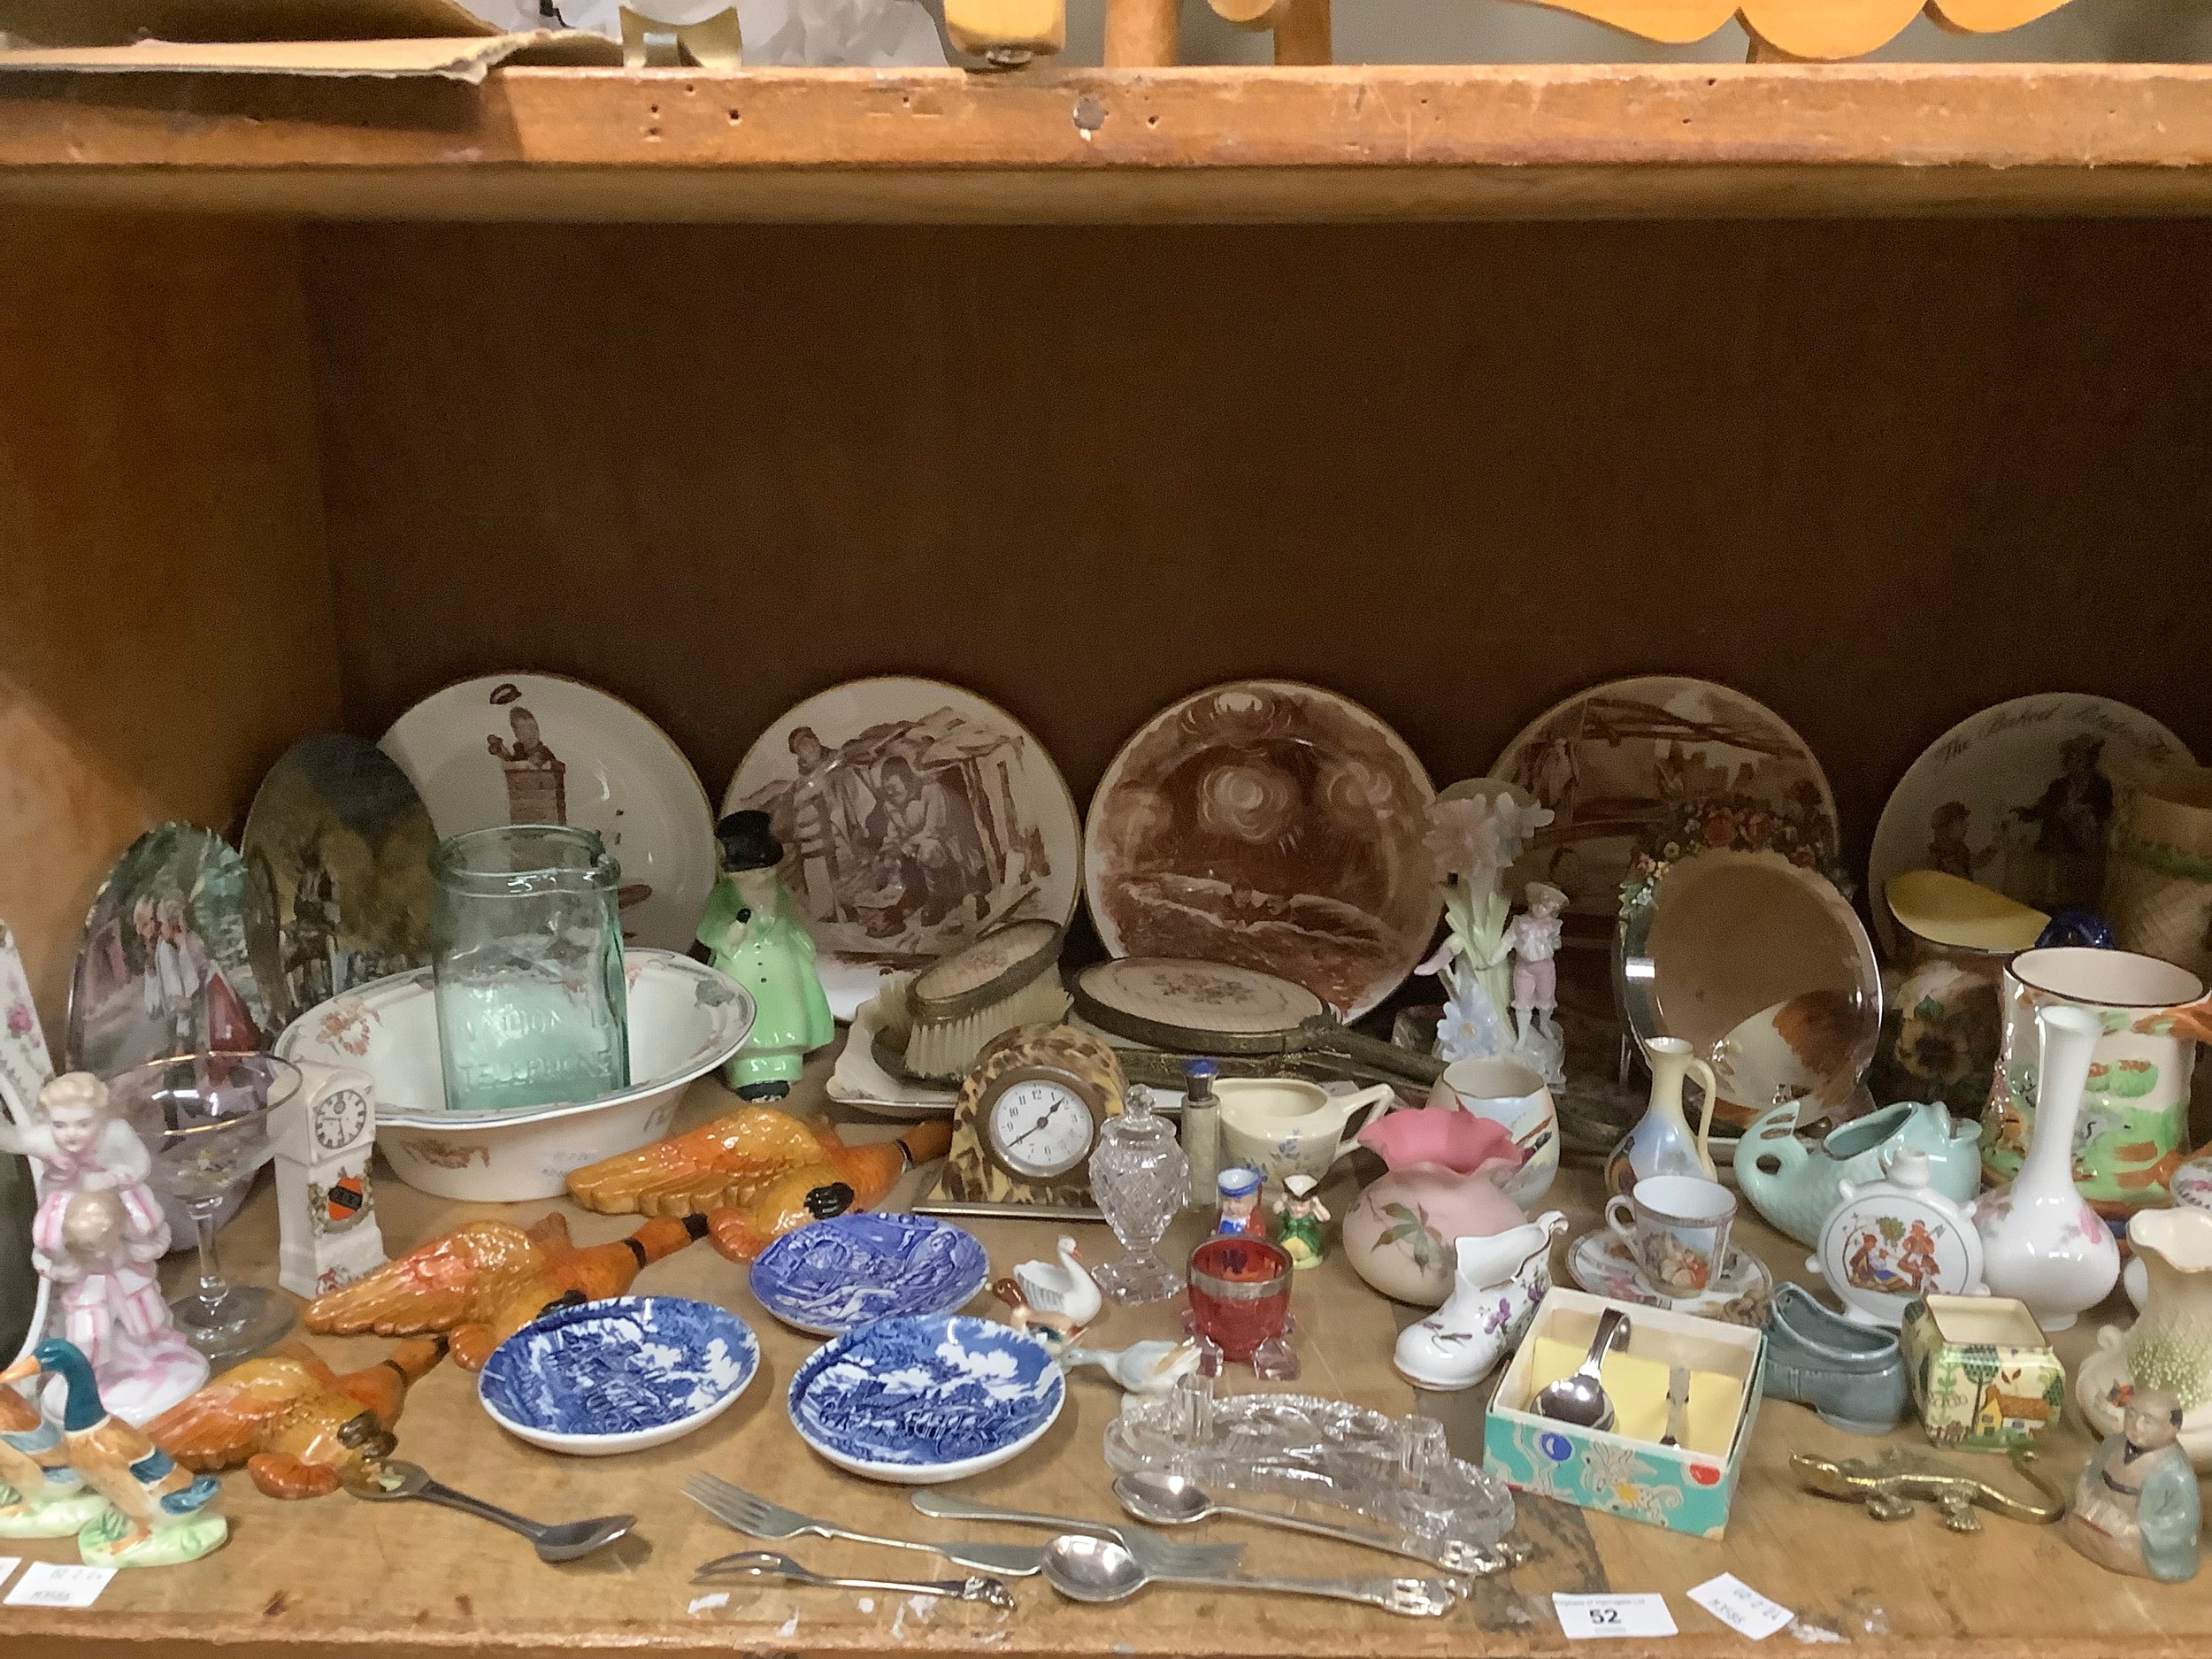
[
  {"x1": 723, "y1": 678, "x2": 1081, "y2": 1021},
  {"x1": 1867, "y1": 694, "x2": 2191, "y2": 959},
  {"x1": 1085, "y1": 680, "x2": 1437, "y2": 1020},
  {"x1": 67, "y1": 823, "x2": 284, "y2": 1077},
  {"x1": 242, "y1": 734, "x2": 437, "y2": 1016},
  {"x1": 380, "y1": 673, "x2": 716, "y2": 955},
  {"x1": 1491, "y1": 676, "x2": 1839, "y2": 949}
]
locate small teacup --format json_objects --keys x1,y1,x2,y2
[{"x1": 1604, "y1": 1174, "x2": 1735, "y2": 1299}]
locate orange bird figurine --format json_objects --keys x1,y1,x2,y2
[
  {"x1": 303, "y1": 1211, "x2": 709, "y2": 1370},
  {"x1": 566, "y1": 1108, "x2": 952, "y2": 1262},
  {"x1": 147, "y1": 1338, "x2": 447, "y2": 1499}
]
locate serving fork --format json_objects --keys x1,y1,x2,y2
[{"x1": 686, "y1": 1474, "x2": 1240, "y2": 1578}]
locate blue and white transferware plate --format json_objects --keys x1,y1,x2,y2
[
  {"x1": 787, "y1": 1314, "x2": 1064, "y2": 1484},
  {"x1": 749, "y1": 1213, "x2": 989, "y2": 1336},
  {"x1": 479, "y1": 1295, "x2": 760, "y2": 1456}
]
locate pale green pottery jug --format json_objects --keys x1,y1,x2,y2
[{"x1": 1734, "y1": 1098, "x2": 1981, "y2": 1247}]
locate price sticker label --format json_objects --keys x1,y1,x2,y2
[
  {"x1": 4, "y1": 1561, "x2": 116, "y2": 1609},
  {"x1": 1688, "y1": 1573, "x2": 1795, "y2": 1640},
  {"x1": 1554, "y1": 1592, "x2": 1678, "y2": 1640},
  {"x1": 0, "y1": 1557, "x2": 19, "y2": 1590}
]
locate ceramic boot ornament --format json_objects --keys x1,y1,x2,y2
[
  {"x1": 2065, "y1": 1387, "x2": 2201, "y2": 1581},
  {"x1": 0, "y1": 1340, "x2": 225, "y2": 1567},
  {"x1": 1971, "y1": 1003, "x2": 2120, "y2": 1331},
  {"x1": 1394, "y1": 1212, "x2": 1567, "y2": 1392},
  {"x1": 699, "y1": 810, "x2": 834, "y2": 1102}
]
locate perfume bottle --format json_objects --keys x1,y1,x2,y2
[
  {"x1": 1090, "y1": 1086, "x2": 1189, "y2": 1306},
  {"x1": 1181, "y1": 1057, "x2": 1221, "y2": 1206}
]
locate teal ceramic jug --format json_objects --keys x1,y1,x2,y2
[{"x1": 1734, "y1": 1099, "x2": 1981, "y2": 1247}]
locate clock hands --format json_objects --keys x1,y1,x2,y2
[{"x1": 1008, "y1": 1108, "x2": 1068, "y2": 1150}]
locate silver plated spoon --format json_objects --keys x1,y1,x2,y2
[
  {"x1": 1041, "y1": 1532, "x2": 1455, "y2": 1617},
  {"x1": 1532, "y1": 1306, "x2": 1630, "y2": 1432},
  {"x1": 345, "y1": 1460, "x2": 634, "y2": 1563},
  {"x1": 1110, "y1": 1471, "x2": 1509, "y2": 1577}
]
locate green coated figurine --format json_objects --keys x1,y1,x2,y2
[{"x1": 698, "y1": 811, "x2": 834, "y2": 1101}]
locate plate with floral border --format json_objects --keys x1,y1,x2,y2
[
  {"x1": 1086, "y1": 680, "x2": 1438, "y2": 1020},
  {"x1": 1567, "y1": 1229, "x2": 1773, "y2": 1329},
  {"x1": 724, "y1": 679, "x2": 1081, "y2": 1021},
  {"x1": 749, "y1": 1212, "x2": 988, "y2": 1336},
  {"x1": 380, "y1": 672, "x2": 715, "y2": 956},
  {"x1": 1868, "y1": 694, "x2": 2191, "y2": 960},
  {"x1": 787, "y1": 1313, "x2": 1064, "y2": 1483},
  {"x1": 1491, "y1": 677, "x2": 1839, "y2": 950}
]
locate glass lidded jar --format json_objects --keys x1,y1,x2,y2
[
  {"x1": 1089, "y1": 1085, "x2": 1189, "y2": 1306},
  {"x1": 430, "y1": 825, "x2": 629, "y2": 1115}
]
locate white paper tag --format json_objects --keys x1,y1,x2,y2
[
  {"x1": 1555, "y1": 1592, "x2": 1678, "y2": 1640},
  {"x1": 1688, "y1": 1573, "x2": 1794, "y2": 1640},
  {"x1": 4, "y1": 1561, "x2": 116, "y2": 1609},
  {"x1": 0, "y1": 1557, "x2": 19, "y2": 1590}
]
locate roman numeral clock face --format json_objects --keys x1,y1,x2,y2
[{"x1": 314, "y1": 1087, "x2": 371, "y2": 1152}]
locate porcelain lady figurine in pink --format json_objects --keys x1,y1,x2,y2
[
  {"x1": 1341, "y1": 1108, "x2": 1528, "y2": 1305},
  {"x1": 1972, "y1": 1004, "x2": 2120, "y2": 1331}
]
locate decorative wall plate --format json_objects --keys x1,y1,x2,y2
[
  {"x1": 242, "y1": 733, "x2": 436, "y2": 1015},
  {"x1": 1492, "y1": 676, "x2": 1838, "y2": 948},
  {"x1": 724, "y1": 678, "x2": 1080, "y2": 1021},
  {"x1": 1869, "y1": 694, "x2": 2191, "y2": 958},
  {"x1": 478, "y1": 1294, "x2": 758, "y2": 1455},
  {"x1": 66, "y1": 822, "x2": 283, "y2": 1077},
  {"x1": 787, "y1": 1314, "x2": 1064, "y2": 1483},
  {"x1": 1616, "y1": 849, "x2": 1880, "y2": 1127},
  {"x1": 380, "y1": 672, "x2": 716, "y2": 954},
  {"x1": 1087, "y1": 680, "x2": 1437, "y2": 1020},
  {"x1": 749, "y1": 1212, "x2": 988, "y2": 1335}
]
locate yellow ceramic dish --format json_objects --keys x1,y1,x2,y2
[
  {"x1": 1528, "y1": 1337, "x2": 1743, "y2": 1456},
  {"x1": 1886, "y1": 870, "x2": 2048, "y2": 954}
]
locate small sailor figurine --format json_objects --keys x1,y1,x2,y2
[
  {"x1": 696, "y1": 811, "x2": 834, "y2": 1101},
  {"x1": 1215, "y1": 1167, "x2": 1263, "y2": 1238}
]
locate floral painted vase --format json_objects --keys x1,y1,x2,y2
[{"x1": 1341, "y1": 1110, "x2": 1526, "y2": 1306}]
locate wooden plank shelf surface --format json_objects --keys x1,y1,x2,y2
[{"x1": 2, "y1": 63, "x2": 2212, "y2": 221}]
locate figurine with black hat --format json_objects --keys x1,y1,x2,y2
[{"x1": 697, "y1": 810, "x2": 834, "y2": 1100}]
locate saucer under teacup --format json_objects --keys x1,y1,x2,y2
[{"x1": 1567, "y1": 1230, "x2": 1773, "y2": 1328}]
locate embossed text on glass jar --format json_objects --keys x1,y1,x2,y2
[{"x1": 431, "y1": 826, "x2": 629, "y2": 1114}]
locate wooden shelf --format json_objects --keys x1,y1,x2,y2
[{"x1": 1, "y1": 63, "x2": 2211, "y2": 222}]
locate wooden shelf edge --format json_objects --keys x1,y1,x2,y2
[{"x1": 2, "y1": 63, "x2": 2211, "y2": 221}]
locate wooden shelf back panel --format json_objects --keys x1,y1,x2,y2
[
  {"x1": 2, "y1": 66, "x2": 2212, "y2": 221},
  {"x1": 307, "y1": 217, "x2": 2212, "y2": 880}
]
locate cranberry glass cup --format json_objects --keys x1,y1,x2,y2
[{"x1": 1187, "y1": 1236, "x2": 1294, "y2": 1371}]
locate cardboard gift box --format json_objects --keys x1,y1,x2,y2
[{"x1": 1484, "y1": 1287, "x2": 1766, "y2": 1540}]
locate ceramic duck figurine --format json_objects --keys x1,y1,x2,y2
[
  {"x1": 0, "y1": 1376, "x2": 109, "y2": 1538},
  {"x1": 306, "y1": 1212, "x2": 709, "y2": 1369},
  {"x1": 1394, "y1": 1211, "x2": 1568, "y2": 1392},
  {"x1": 1972, "y1": 1003, "x2": 2120, "y2": 1331},
  {"x1": 148, "y1": 1337, "x2": 447, "y2": 1499},
  {"x1": 1341, "y1": 1108, "x2": 1528, "y2": 1306},
  {"x1": 995, "y1": 1237, "x2": 1102, "y2": 1347},
  {"x1": 1060, "y1": 1338, "x2": 1204, "y2": 1394},
  {"x1": 0, "y1": 1340, "x2": 226, "y2": 1566},
  {"x1": 565, "y1": 1109, "x2": 954, "y2": 1262}
]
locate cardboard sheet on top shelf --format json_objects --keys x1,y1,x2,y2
[{"x1": 0, "y1": 0, "x2": 621, "y2": 74}]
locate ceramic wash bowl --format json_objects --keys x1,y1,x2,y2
[
  {"x1": 275, "y1": 950, "x2": 754, "y2": 1201},
  {"x1": 478, "y1": 1295, "x2": 760, "y2": 1455}
]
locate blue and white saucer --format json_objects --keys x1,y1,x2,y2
[
  {"x1": 480, "y1": 1295, "x2": 760, "y2": 1456},
  {"x1": 749, "y1": 1213, "x2": 989, "y2": 1337},
  {"x1": 787, "y1": 1314, "x2": 1064, "y2": 1484}
]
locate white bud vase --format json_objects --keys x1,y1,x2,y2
[{"x1": 1971, "y1": 1003, "x2": 2121, "y2": 1331}]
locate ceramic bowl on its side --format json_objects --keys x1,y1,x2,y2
[
  {"x1": 478, "y1": 1295, "x2": 760, "y2": 1456},
  {"x1": 787, "y1": 1314, "x2": 1064, "y2": 1484},
  {"x1": 274, "y1": 950, "x2": 754, "y2": 1202}
]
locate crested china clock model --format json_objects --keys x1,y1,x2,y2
[
  {"x1": 274, "y1": 1059, "x2": 388, "y2": 1298},
  {"x1": 920, "y1": 1024, "x2": 1126, "y2": 1220}
]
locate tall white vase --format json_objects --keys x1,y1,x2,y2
[{"x1": 1972, "y1": 1003, "x2": 2121, "y2": 1331}]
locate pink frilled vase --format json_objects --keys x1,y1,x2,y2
[{"x1": 1341, "y1": 1107, "x2": 1530, "y2": 1307}]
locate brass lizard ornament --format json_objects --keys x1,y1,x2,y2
[{"x1": 1791, "y1": 1448, "x2": 2068, "y2": 1532}]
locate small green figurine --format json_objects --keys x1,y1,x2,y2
[
  {"x1": 1273, "y1": 1173, "x2": 1330, "y2": 1270},
  {"x1": 697, "y1": 811, "x2": 834, "y2": 1102},
  {"x1": 2066, "y1": 1387, "x2": 2201, "y2": 1582}
]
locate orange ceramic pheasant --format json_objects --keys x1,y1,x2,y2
[
  {"x1": 147, "y1": 1338, "x2": 447, "y2": 1499},
  {"x1": 303, "y1": 1211, "x2": 709, "y2": 1369},
  {"x1": 566, "y1": 1108, "x2": 952, "y2": 1262}
]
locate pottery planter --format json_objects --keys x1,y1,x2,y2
[
  {"x1": 1980, "y1": 947, "x2": 2211, "y2": 1217},
  {"x1": 1900, "y1": 1294, "x2": 2063, "y2": 1451},
  {"x1": 1342, "y1": 1109, "x2": 1528, "y2": 1306},
  {"x1": 1734, "y1": 1099, "x2": 1981, "y2": 1248}
]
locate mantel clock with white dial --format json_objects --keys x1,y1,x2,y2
[{"x1": 919, "y1": 1024, "x2": 1125, "y2": 1220}]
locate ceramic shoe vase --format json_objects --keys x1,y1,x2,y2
[
  {"x1": 1971, "y1": 1003, "x2": 2120, "y2": 1332},
  {"x1": 1393, "y1": 1212, "x2": 1567, "y2": 1392}
]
